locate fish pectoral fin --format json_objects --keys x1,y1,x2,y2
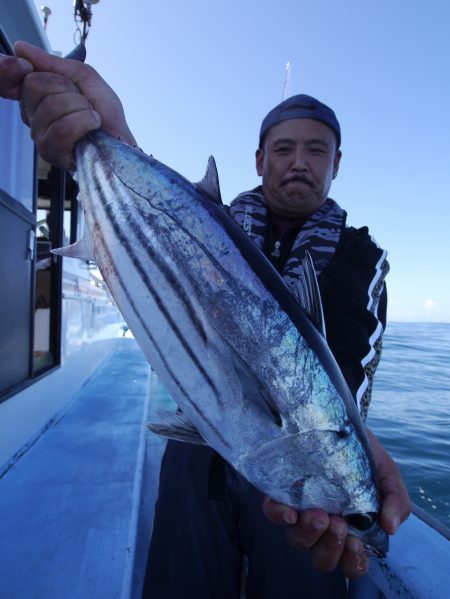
[
  {"x1": 209, "y1": 323, "x2": 283, "y2": 424},
  {"x1": 231, "y1": 348, "x2": 283, "y2": 426},
  {"x1": 51, "y1": 230, "x2": 95, "y2": 262},
  {"x1": 194, "y1": 156, "x2": 223, "y2": 205},
  {"x1": 289, "y1": 250, "x2": 326, "y2": 338},
  {"x1": 147, "y1": 409, "x2": 207, "y2": 445}
]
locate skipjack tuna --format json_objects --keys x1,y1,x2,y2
[{"x1": 55, "y1": 130, "x2": 388, "y2": 556}]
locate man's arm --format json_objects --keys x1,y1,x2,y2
[{"x1": 1, "y1": 41, "x2": 136, "y2": 170}]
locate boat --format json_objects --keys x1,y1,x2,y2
[{"x1": 0, "y1": 2, "x2": 448, "y2": 597}]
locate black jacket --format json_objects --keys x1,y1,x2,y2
[{"x1": 228, "y1": 193, "x2": 388, "y2": 420}]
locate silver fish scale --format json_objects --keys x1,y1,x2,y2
[{"x1": 73, "y1": 131, "x2": 388, "y2": 555}]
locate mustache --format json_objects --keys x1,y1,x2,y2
[{"x1": 282, "y1": 175, "x2": 314, "y2": 188}]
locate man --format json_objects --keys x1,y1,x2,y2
[
  {"x1": 1, "y1": 42, "x2": 410, "y2": 598},
  {"x1": 142, "y1": 96, "x2": 401, "y2": 598}
]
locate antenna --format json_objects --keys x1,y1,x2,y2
[
  {"x1": 282, "y1": 61, "x2": 292, "y2": 100},
  {"x1": 73, "y1": 0, "x2": 100, "y2": 44},
  {"x1": 40, "y1": 6, "x2": 52, "y2": 30}
]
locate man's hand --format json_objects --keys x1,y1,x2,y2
[
  {"x1": 0, "y1": 54, "x2": 33, "y2": 100},
  {"x1": 262, "y1": 429, "x2": 411, "y2": 579},
  {"x1": 13, "y1": 41, "x2": 137, "y2": 170}
]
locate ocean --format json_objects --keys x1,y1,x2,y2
[{"x1": 367, "y1": 321, "x2": 450, "y2": 528}]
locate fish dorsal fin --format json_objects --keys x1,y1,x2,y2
[
  {"x1": 148, "y1": 410, "x2": 207, "y2": 445},
  {"x1": 194, "y1": 156, "x2": 223, "y2": 205},
  {"x1": 51, "y1": 230, "x2": 95, "y2": 262},
  {"x1": 290, "y1": 251, "x2": 326, "y2": 338}
]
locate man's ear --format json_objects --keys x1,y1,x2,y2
[
  {"x1": 333, "y1": 150, "x2": 342, "y2": 179},
  {"x1": 256, "y1": 148, "x2": 264, "y2": 176}
]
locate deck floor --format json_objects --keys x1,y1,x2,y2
[{"x1": 0, "y1": 339, "x2": 167, "y2": 599}]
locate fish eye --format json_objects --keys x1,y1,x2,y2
[
  {"x1": 335, "y1": 420, "x2": 352, "y2": 439},
  {"x1": 345, "y1": 512, "x2": 377, "y2": 531},
  {"x1": 273, "y1": 413, "x2": 282, "y2": 427}
]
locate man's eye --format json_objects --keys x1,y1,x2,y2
[
  {"x1": 275, "y1": 146, "x2": 290, "y2": 154},
  {"x1": 309, "y1": 147, "x2": 326, "y2": 154}
]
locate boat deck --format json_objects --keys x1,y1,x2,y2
[
  {"x1": 0, "y1": 339, "x2": 167, "y2": 598},
  {"x1": 0, "y1": 339, "x2": 448, "y2": 598}
]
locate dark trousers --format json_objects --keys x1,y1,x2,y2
[{"x1": 143, "y1": 441, "x2": 347, "y2": 599}]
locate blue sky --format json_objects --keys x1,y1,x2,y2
[{"x1": 33, "y1": 0, "x2": 450, "y2": 322}]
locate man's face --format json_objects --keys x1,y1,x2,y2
[{"x1": 256, "y1": 118, "x2": 341, "y2": 218}]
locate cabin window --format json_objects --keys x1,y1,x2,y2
[
  {"x1": 0, "y1": 101, "x2": 35, "y2": 211},
  {"x1": 34, "y1": 161, "x2": 78, "y2": 374},
  {"x1": 0, "y1": 95, "x2": 36, "y2": 399},
  {"x1": 0, "y1": 99, "x2": 78, "y2": 401},
  {"x1": 34, "y1": 159, "x2": 61, "y2": 373}
]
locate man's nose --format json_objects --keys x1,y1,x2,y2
[{"x1": 290, "y1": 148, "x2": 307, "y2": 170}]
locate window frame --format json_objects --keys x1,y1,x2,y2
[{"x1": 0, "y1": 34, "x2": 74, "y2": 403}]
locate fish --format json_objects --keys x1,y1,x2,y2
[{"x1": 54, "y1": 129, "x2": 388, "y2": 557}]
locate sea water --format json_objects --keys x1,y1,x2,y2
[{"x1": 367, "y1": 321, "x2": 450, "y2": 528}]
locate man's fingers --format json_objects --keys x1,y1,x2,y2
[
  {"x1": 17, "y1": 57, "x2": 33, "y2": 72},
  {"x1": 307, "y1": 515, "x2": 348, "y2": 571},
  {"x1": 16, "y1": 41, "x2": 107, "y2": 115},
  {"x1": 286, "y1": 510, "x2": 330, "y2": 549},
  {"x1": 15, "y1": 41, "x2": 137, "y2": 148},
  {"x1": 15, "y1": 41, "x2": 86, "y2": 81},
  {"x1": 261, "y1": 434, "x2": 410, "y2": 579},
  {"x1": 20, "y1": 70, "x2": 101, "y2": 167},
  {"x1": 379, "y1": 479, "x2": 411, "y2": 534},
  {"x1": 339, "y1": 536, "x2": 369, "y2": 579},
  {"x1": 262, "y1": 497, "x2": 298, "y2": 525},
  {"x1": 16, "y1": 41, "x2": 111, "y2": 107},
  {"x1": 37, "y1": 110, "x2": 101, "y2": 170},
  {"x1": 0, "y1": 54, "x2": 34, "y2": 100},
  {"x1": 367, "y1": 429, "x2": 411, "y2": 534},
  {"x1": 21, "y1": 72, "x2": 80, "y2": 123},
  {"x1": 263, "y1": 499, "x2": 332, "y2": 550},
  {"x1": 29, "y1": 89, "x2": 96, "y2": 141}
]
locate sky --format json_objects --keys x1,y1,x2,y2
[{"x1": 32, "y1": 0, "x2": 450, "y2": 323}]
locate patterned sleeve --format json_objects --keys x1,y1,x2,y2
[{"x1": 318, "y1": 226, "x2": 389, "y2": 421}]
